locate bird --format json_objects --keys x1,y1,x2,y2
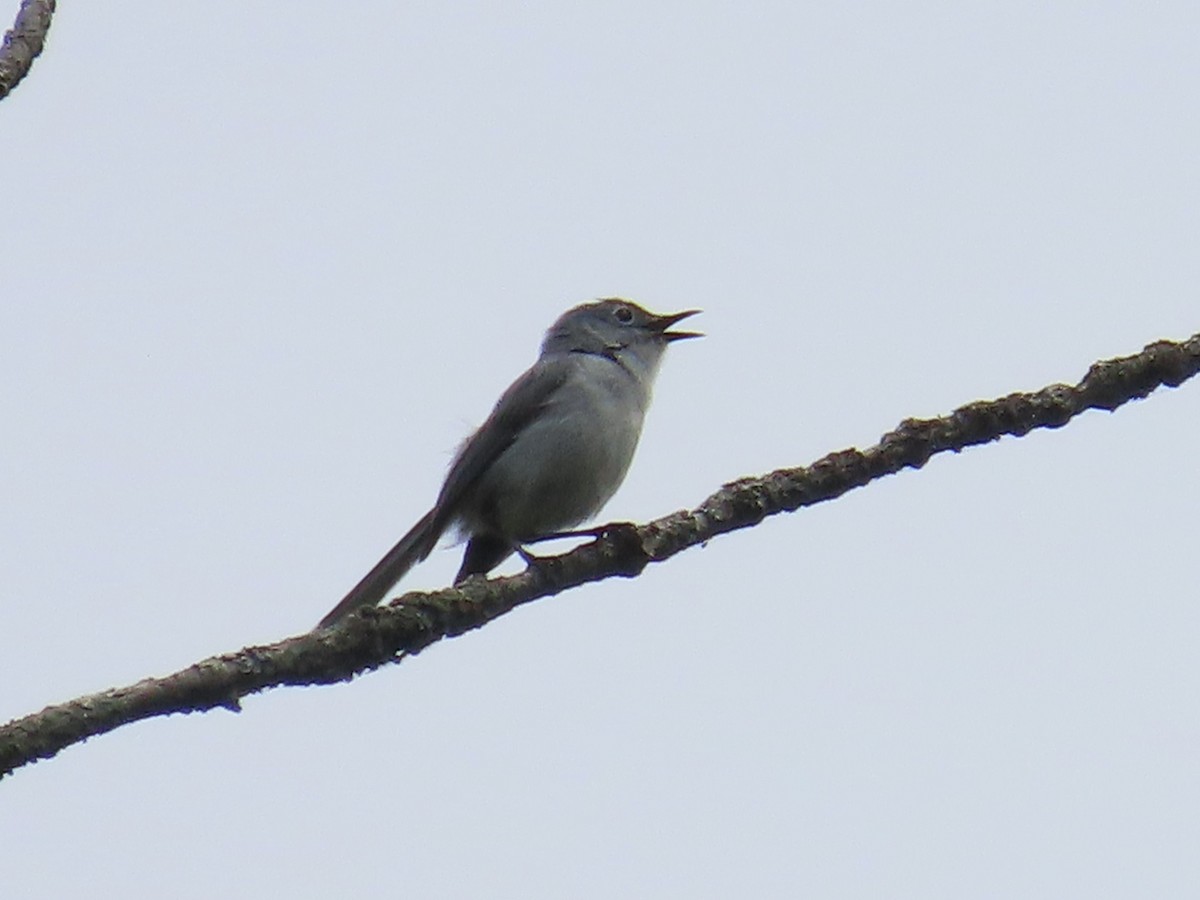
[{"x1": 315, "y1": 298, "x2": 701, "y2": 630}]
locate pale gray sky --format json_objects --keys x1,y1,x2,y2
[{"x1": 4, "y1": 3, "x2": 1199, "y2": 897}]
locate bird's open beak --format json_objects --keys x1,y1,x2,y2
[{"x1": 653, "y1": 309, "x2": 703, "y2": 342}]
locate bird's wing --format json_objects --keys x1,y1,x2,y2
[
  {"x1": 433, "y1": 355, "x2": 571, "y2": 516},
  {"x1": 313, "y1": 356, "x2": 570, "y2": 631}
]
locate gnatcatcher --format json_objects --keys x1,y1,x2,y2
[{"x1": 315, "y1": 298, "x2": 701, "y2": 629}]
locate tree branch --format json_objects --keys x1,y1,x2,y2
[
  {"x1": 2, "y1": 332, "x2": 1197, "y2": 778},
  {"x1": 0, "y1": 0, "x2": 55, "y2": 101}
]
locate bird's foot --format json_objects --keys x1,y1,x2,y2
[
  {"x1": 517, "y1": 523, "x2": 639, "y2": 577},
  {"x1": 524, "y1": 522, "x2": 631, "y2": 545}
]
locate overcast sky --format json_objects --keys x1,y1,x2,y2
[{"x1": 4, "y1": 3, "x2": 1199, "y2": 897}]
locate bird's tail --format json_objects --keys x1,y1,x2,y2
[{"x1": 314, "y1": 507, "x2": 444, "y2": 630}]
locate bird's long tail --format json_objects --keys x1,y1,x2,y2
[{"x1": 314, "y1": 507, "x2": 444, "y2": 630}]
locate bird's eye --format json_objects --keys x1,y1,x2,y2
[{"x1": 614, "y1": 306, "x2": 634, "y2": 324}]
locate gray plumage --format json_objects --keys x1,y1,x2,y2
[{"x1": 315, "y1": 298, "x2": 700, "y2": 630}]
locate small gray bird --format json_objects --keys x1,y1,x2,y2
[{"x1": 315, "y1": 298, "x2": 701, "y2": 629}]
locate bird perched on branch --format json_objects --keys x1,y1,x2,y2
[{"x1": 315, "y1": 298, "x2": 701, "y2": 630}]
